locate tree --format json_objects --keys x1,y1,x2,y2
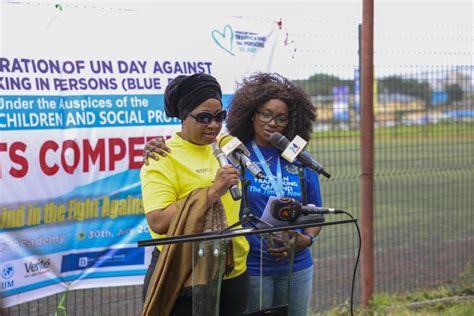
[
  {"x1": 378, "y1": 75, "x2": 432, "y2": 106},
  {"x1": 294, "y1": 73, "x2": 354, "y2": 96},
  {"x1": 445, "y1": 83, "x2": 464, "y2": 104}
]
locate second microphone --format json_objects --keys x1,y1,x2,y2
[{"x1": 218, "y1": 135, "x2": 265, "y2": 179}]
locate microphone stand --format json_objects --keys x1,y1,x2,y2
[
  {"x1": 299, "y1": 166, "x2": 308, "y2": 206},
  {"x1": 288, "y1": 166, "x2": 308, "y2": 226},
  {"x1": 289, "y1": 165, "x2": 324, "y2": 226},
  {"x1": 220, "y1": 161, "x2": 273, "y2": 233}
]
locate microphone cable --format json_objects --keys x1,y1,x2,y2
[{"x1": 336, "y1": 210, "x2": 361, "y2": 316}]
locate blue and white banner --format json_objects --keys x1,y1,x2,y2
[
  {"x1": 332, "y1": 86, "x2": 350, "y2": 122},
  {"x1": 0, "y1": 1, "x2": 306, "y2": 307}
]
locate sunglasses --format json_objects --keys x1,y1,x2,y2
[{"x1": 188, "y1": 110, "x2": 227, "y2": 125}]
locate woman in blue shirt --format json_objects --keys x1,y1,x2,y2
[{"x1": 225, "y1": 73, "x2": 322, "y2": 316}]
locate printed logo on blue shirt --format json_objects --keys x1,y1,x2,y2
[{"x1": 284, "y1": 164, "x2": 299, "y2": 174}]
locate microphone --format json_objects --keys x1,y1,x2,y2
[
  {"x1": 218, "y1": 135, "x2": 264, "y2": 179},
  {"x1": 270, "y1": 132, "x2": 331, "y2": 178},
  {"x1": 211, "y1": 142, "x2": 242, "y2": 201},
  {"x1": 270, "y1": 197, "x2": 343, "y2": 221}
]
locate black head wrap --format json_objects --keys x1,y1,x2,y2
[{"x1": 164, "y1": 74, "x2": 222, "y2": 120}]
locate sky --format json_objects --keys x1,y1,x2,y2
[
  {"x1": 242, "y1": 0, "x2": 474, "y2": 78},
  {"x1": 152, "y1": 0, "x2": 472, "y2": 79},
  {"x1": 2, "y1": 0, "x2": 472, "y2": 79}
]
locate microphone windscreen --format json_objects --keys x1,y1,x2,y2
[
  {"x1": 217, "y1": 134, "x2": 233, "y2": 148},
  {"x1": 270, "y1": 197, "x2": 301, "y2": 221},
  {"x1": 270, "y1": 132, "x2": 290, "y2": 151}
]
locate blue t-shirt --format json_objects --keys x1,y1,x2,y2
[{"x1": 241, "y1": 141, "x2": 323, "y2": 276}]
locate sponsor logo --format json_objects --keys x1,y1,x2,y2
[
  {"x1": 290, "y1": 142, "x2": 301, "y2": 153},
  {"x1": 61, "y1": 248, "x2": 144, "y2": 273},
  {"x1": 212, "y1": 24, "x2": 235, "y2": 56},
  {"x1": 0, "y1": 235, "x2": 66, "y2": 253},
  {"x1": 24, "y1": 258, "x2": 51, "y2": 278},
  {"x1": 1, "y1": 264, "x2": 14, "y2": 279},
  {"x1": 212, "y1": 24, "x2": 267, "y2": 56},
  {"x1": 77, "y1": 232, "x2": 86, "y2": 240},
  {"x1": 78, "y1": 257, "x2": 88, "y2": 267},
  {"x1": 1, "y1": 264, "x2": 15, "y2": 291}
]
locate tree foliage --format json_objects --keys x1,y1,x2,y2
[
  {"x1": 445, "y1": 83, "x2": 464, "y2": 104},
  {"x1": 293, "y1": 73, "x2": 469, "y2": 107},
  {"x1": 294, "y1": 73, "x2": 354, "y2": 96}
]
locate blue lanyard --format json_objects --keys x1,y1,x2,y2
[{"x1": 251, "y1": 140, "x2": 285, "y2": 197}]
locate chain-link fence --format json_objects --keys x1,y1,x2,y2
[{"x1": 307, "y1": 64, "x2": 474, "y2": 311}]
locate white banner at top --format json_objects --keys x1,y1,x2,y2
[{"x1": 0, "y1": 1, "x2": 302, "y2": 308}]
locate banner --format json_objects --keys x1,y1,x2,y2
[
  {"x1": 0, "y1": 2, "x2": 299, "y2": 307},
  {"x1": 332, "y1": 86, "x2": 350, "y2": 122}
]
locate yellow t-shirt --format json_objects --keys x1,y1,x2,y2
[{"x1": 140, "y1": 132, "x2": 249, "y2": 279}]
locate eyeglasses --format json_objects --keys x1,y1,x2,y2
[
  {"x1": 255, "y1": 110, "x2": 289, "y2": 128},
  {"x1": 188, "y1": 110, "x2": 227, "y2": 125}
]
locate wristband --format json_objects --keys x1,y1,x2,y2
[{"x1": 302, "y1": 232, "x2": 317, "y2": 247}]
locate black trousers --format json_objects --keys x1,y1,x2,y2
[
  {"x1": 143, "y1": 248, "x2": 249, "y2": 316},
  {"x1": 143, "y1": 247, "x2": 160, "y2": 301}
]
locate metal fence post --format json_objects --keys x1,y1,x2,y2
[{"x1": 360, "y1": 0, "x2": 375, "y2": 308}]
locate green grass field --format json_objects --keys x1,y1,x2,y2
[
  {"x1": 317, "y1": 278, "x2": 474, "y2": 316},
  {"x1": 305, "y1": 122, "x2": 474, "y2": 310},
  {"x1": 308, "y1": 122, "x2": 474, "y2": 248}
]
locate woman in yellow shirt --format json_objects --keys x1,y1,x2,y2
[{"x1": 140, "y1": 74, "x2": 249, "y2": 315}]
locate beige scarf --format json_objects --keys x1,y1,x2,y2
[{"x1": 142, "y1": 188, "x2": 234, "y2": 316}]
